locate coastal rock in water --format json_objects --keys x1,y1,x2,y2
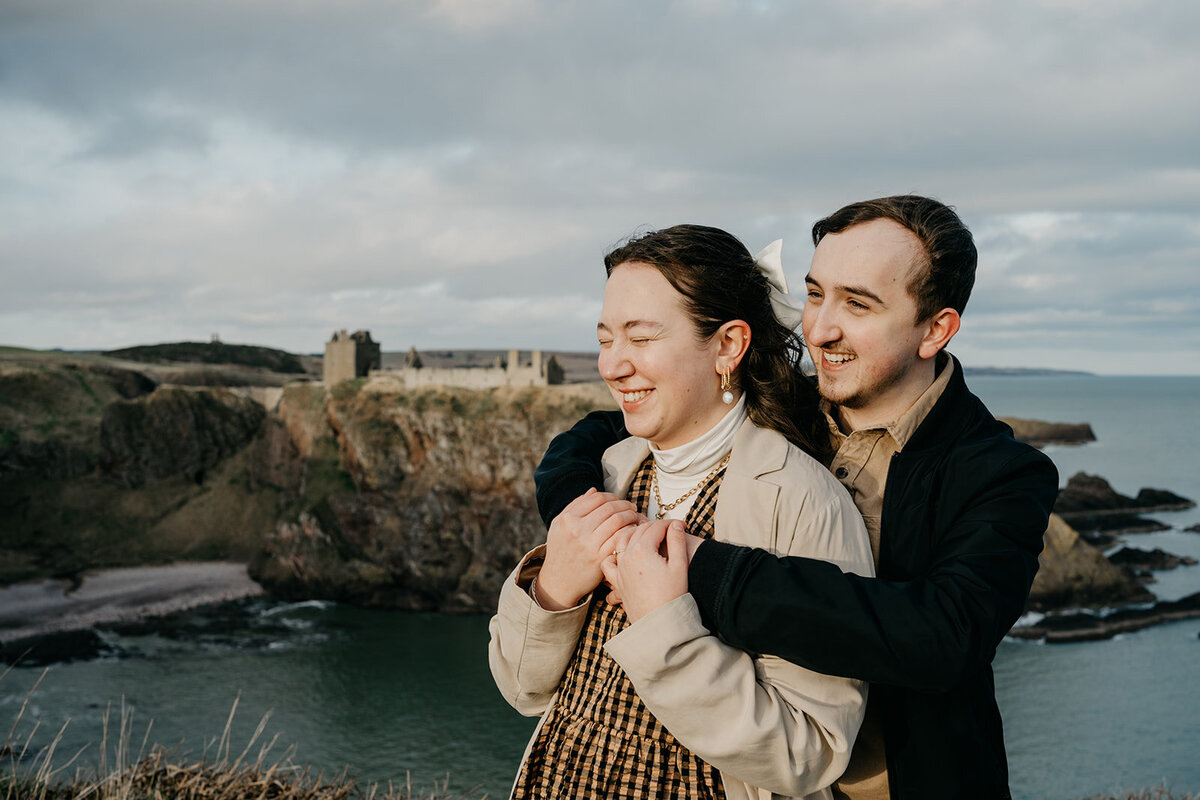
[
  {"x1": 1026, "y1": 514, "x2": 1152, "y2": 611},
  {"x1": 1052, "y1": 473, "x2": 1195, "y2": 536},
  {"x1": 1010, "y1": 592, "x2": 1200, "y2": 643},
  {"x1": 1055, "y1": 472, "x2": 1196, "y2": 515},
  {"x1": 99, "y1": 387, "x2": 267, "y2": 486},
  {"x1": 1107, "y1": 546, "x2": 1198, "y2": 571},
  {"x1": 1000, "y1": 418, "x2": 1096, "y2": 448}
]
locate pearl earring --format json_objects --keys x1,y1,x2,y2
[{"x1": 720, "y1": 368, "x2": 734, "y2": 405}]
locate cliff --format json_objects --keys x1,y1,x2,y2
[
  {"x1": 0, "y1": 355, "x2": 289, "y2": 584},
  {"x1": 250, "y1": 379, "x2": 607, "y2": 611},
  {"x1": 4, "y1": 353, "x2": 1193, "y2": 626}
]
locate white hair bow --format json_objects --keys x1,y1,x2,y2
[{"x1": 753, "y1": 239, "x2": 805, "y2": 331}]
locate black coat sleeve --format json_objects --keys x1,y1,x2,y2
[
  {"x1": 688, "y1": 448, "x2": 1058, "y2": 691},
  {"x1": 534, "y1": 410, "x2": 629, "y2": 527}
]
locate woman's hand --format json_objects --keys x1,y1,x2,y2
[
  {"x1": 601, "y1": 519, "x2": 690, "y2": 623},
  {"x1": 536, "y1": 488, "x2": 641, "y2": 610}
]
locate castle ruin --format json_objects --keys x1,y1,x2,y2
[
  {"x1": 390, "y1": 348, "x2": 563, "y2": 389},
  {"x1": 323, "y1": 330, "x2": 381, "y2": 385}
]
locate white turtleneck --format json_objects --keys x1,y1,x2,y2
[{"x1": 646, "y1": 394, "x2": 748, "y2": 521}]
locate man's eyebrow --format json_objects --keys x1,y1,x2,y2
[
  {"x1": 840, "y1": 284, "x2": 887, "y2": 306},
  {"x1": 805, "y1": 275, "x2": 887, "y2": 307}
]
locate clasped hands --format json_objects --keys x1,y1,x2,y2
[{"x1": 536, "y1": 488, "x2": 702, "y2": 622}]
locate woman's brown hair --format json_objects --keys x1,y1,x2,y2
[{"x1": 604, "y1": 224, "x2": 832, "y2": 464}]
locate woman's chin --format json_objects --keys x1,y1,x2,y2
[{"x1": 621, "y1": 415, "x2": 656, "y2": 442}]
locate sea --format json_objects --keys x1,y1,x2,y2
[{"x1": 3, "y1": 374, "x2": 1198, "y2": 800}]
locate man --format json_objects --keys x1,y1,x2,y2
[{"x1": 533, "y1": 195, "x2": 1059, "y2": 799}]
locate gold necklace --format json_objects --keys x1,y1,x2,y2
[{"x1": 652, "y1": 453, "x2": 731, "y2": 520}]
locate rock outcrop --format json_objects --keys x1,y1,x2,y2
[
  {"x1": 1000, "y1": 418, "x2": 1096, "y2": 448},
  {"x1": 1053, "y1": 472, "x2": 1195, "y2": 536},
  {"x1": 1009, "y1": 592, "x2": 1200, "y2": 643},
  {"x1": 1026, "y1": 515, "x2": 1153, "y2": 611},
  {"x1": 99, "y1": 387, "x2": 267, "y2": 486},
  {"x1": 249, "y1": 380, "x2": 606, "y2": 612},
  {"x1": 1107, "y1": 546, "x2": 1198, "y2": 572},
  {"x1": 0, "y1": 360, "x2": 157, "y2": 481}
]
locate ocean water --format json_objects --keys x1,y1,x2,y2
[{"x1": 3, "y1": 375, "x2": 1199, "y2": 799}]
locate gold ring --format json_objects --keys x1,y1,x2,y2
[{"x1": 612, "y1": 548, "x2": 625, "y2": 556}]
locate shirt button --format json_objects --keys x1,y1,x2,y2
[{"x1": 835, "y1": 466, "x2": 849, "y2": 479}]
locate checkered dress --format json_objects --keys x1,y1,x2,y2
[{"x1": 512, "y1": 454, "x2": 728, "y2": 799}]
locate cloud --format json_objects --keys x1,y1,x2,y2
[{"x1": 1, "y1": 0, "x2": 1199, "y2": 373}]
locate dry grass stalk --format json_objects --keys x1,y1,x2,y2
[{"x1": 3, "y1": 677, "x2": 486, "y2": 800}]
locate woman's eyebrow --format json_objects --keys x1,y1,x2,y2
[{"x1": 596, "y1": 320, "x2": 661, "y2": 333}]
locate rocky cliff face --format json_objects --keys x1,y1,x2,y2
[
  {"x1": 250, "y1": 381, "x2": 605, "y2": 612},
  {"x1": 1026, "y1": 514, "x2": 1152, "y2": 610},
  {"x1": 100, "y1": 387, "x2": 266, "y2": 486},
  {"x1": 1, "y1": 358, "x2": 281, "y2": 583}
]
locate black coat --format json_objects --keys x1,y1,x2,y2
[{"x1": 534, "y1": 357, "x2": 1059, "y2": 800}]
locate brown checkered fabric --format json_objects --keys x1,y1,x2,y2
[{"x1": 512, "y1": 454, "x2": 728, "y2": 799}]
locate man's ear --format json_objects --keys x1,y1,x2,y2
[
  {"x1": 715, "y1": 319, "x2": 752, "y2": 374},
  {"x1": 918, "y1": 308, "x2": 961, "y2": 360}
]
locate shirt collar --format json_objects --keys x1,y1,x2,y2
[{"x1": 820, "y1": 351, "x2": 954, "y2": 450}]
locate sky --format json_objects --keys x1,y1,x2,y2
[{"x1": 2, "y1": 0, "x2": 1198, "y2": 375}]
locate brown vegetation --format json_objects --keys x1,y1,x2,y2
[{"x1": 1, "y1": 673, "x2": 486, "y2": 800}]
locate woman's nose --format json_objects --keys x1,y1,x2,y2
[{"x1": 598, "y1": 346, "x2": 633, "y2": 382}]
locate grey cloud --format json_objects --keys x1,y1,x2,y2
[{"x1": 2, "y1": 0, "x2": 1199, "y2": 372}]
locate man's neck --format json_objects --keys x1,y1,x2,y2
[{"x1": 835, "y1": 358, "x2": 941, "y2": 434}]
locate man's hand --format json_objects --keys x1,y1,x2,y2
[
  {"x1": 536, "y1": 489, "x2": 640, "y2": 610},
  {"x1": 601, "y1": 519, "x2": 691, "y2": 622}
]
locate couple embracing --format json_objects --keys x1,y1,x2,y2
[{"x1": 489, "y1": 195, "x2": 1059, "y2": 800}]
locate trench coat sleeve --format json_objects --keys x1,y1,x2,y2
[
  {"x1": 534, "y1": 410, "x2": 627, "y2": 526},
  {"x1": 487, "y1": 546, "x2": 590, "y2": 716},
  {"x1": 688, "y1": 446, "x2": 1058, "y2": 690},
  {"x1": 605, "y1": 482, "x2": 873, "y2": 797}
]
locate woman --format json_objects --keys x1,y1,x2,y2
[{"x1": 488, "y1": 225, "x2": 874, "y2": 799}]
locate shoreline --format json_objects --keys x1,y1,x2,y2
[{"x1": 0, "y1": 562, "x2": 264, "y2": 645}]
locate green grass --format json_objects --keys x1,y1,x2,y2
[{"x1": 69, "y1": 371, "x2": 102, "y2": 412}]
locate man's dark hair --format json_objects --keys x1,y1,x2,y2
[{"x1": 811, "y1": 195, "x2": 977, "y2": 322}]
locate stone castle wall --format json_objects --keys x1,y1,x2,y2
[{"x1": 379, "y1": 349, "x2": 562, "y2": 390}]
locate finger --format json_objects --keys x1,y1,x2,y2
[
  {"x1": 665, "y1": 520, "x2": 687, "y2": 563},
  {"x1": 600, "y1": 521, "x2": 639, "y2": 557},
  {"x1": 563, "y1": 488, "x2": 617, "y2": 518},
  {"x1": 600, "y1": 553, "x2": 620, "y2": 586},
  {"x1": 583, "y1": 498, "x2": 639, "y2": 529},
  {"x1": 629, "y1": 519, "x2": 671, "y2": 557},
  {"x1": 592, "y1": 508, "x2": 642, "y2": 545},
  {"x1": 682, "y1": 531, "x2": 705, "y2": 562},
  {"x1": 605, "y1": 584, "x2": 624, "y2": 606}
]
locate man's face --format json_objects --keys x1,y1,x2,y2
[{"x1": 802, "y1": 218, "x2": 935, "y2": 425}]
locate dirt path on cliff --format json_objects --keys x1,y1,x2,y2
[{"x1": 0, "y1": 562, "x2": 264, "y2": 644}]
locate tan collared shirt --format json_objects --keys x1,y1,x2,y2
[{"x1": 829, "y1": 355, "x2": 954, "y2": 800}]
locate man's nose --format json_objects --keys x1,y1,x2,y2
[{"x1": 804, "y1": 306, "x2": 840, "y2": 347}]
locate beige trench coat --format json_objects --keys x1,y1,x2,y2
[{"x1": 488, "y1": 420, "x2": 875, "y2": 799}]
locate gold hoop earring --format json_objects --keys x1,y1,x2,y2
[{"x1": 720, "y1": 367, "x2": 734, "y2": 405}]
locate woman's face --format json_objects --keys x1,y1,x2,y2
[{"x1": 597, "y1": 262, "x2": 727, "y2": 450}]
